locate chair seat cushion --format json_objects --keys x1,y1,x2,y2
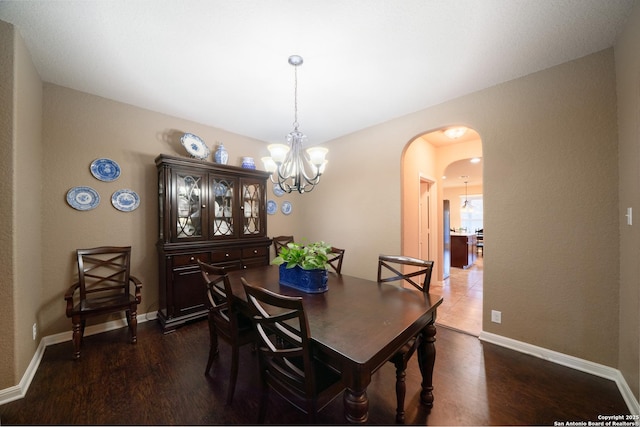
[{"x1": 75, "y1": 294, "x2": 138, "y2": 314}]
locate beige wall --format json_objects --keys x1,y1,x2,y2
[
  {"x1": 39, "y1": 84, "x2": 274, "y2": 337},
  {"x1": 306, "y1": 49, "x2": 621, "y2": 371},
  {"x1": 14, "y1": 21, "x2": 42, "y2": 388},
  {"x1": 0, "y1": 19, "x2": 16, "y2": 389},
  {"x1": 401, "y1": 136, "x2": 437, "y2": 267},
  {"x1": 614, "y1": 1, "x2": 640, "y2": 400},
  {"x1": 0, "y1": 20, "x2": 42, "y2": 390},
  {"x1": 3, "y1": 10, "x2": 639, "y2": 405}
]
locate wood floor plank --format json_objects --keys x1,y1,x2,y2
[{"x1": 0, "y1": 320, "x2": 630, "y2": 425}]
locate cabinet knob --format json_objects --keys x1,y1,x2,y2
[
  {"x1": 190, "y1": 256, "x2": 195, "y2": 261},
  {"x1": 201, "y1": 205, "x2": 206, "y2": 208},
  {"x1": 225, "y1": 253, "x2": 230, "y2": 257},
  {"x1": 243, "y1": 265, "x2": 247, "y2": 269},
  {"x1": 253, "y1": 249, "x2": 258, "y2": 254}
]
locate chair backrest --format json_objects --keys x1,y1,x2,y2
[
  {"x1": 76, "y1": 246, "x2": 132, "y2": 301},
  {"x1": 272, "y1": 235, "x2": 294, "y2": 256},
  {"x1": 241, "y1": 278, "x2": 316, "y2": 399},
  {"x1": 326, "y1": 247, "x2": 345, "y2": 274},
  {"x1": 377, "y1": 255, "x2": 434, "y2": 293},
  {"x1": 198, "y1": 260, "x2": 238, "y2": 335}
]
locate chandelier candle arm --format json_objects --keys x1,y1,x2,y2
[{"x1": 261, "y1": 55, "x2": 328, "y2": 194}]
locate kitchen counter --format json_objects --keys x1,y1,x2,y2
[{"x1": 451, "y1": 233, "x2": 477, "y2": 269}]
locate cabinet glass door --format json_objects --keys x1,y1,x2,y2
[
  {"x1": 176, "y1": 172, "x2": 204, "y2": 239},
  {"x1": 211, "y1": 176, "x2": 235, "y2": 238},
  {"x1": 241, "y1": 180, "x2": 263, "y2": 236}
]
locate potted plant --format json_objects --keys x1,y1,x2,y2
[{"x1": 271, "y1": 241, "x2": 331, "y2": 293}]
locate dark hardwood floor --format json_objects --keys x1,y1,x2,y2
[{"x1": 0, "y1": 319, "x2": 629, "y2": 425}]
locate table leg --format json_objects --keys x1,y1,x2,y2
[
  {"x1": 417, "y1": 323, "x2": 436, "y2": 407},
  {"x1": 343, "y1": 387, "x2": 368, "y2": 424}
]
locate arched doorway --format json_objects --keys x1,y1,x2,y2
[{"x1": 401, "y1": 126, "x2": 483, "y2": 336}]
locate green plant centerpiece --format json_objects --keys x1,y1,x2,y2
[{"x1": 271, "y1": 241, "x2": 331, "y2": 293}]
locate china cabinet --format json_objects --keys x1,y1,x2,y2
[{"x1": 156, "y1": 154, "x2": 271, "y2": 331}]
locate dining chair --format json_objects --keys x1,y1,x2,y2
[
  {"x1": 326, "y1": 246, "x2": 345, "y2": 274},
  {"x1": 241, "y1": 278, "x2": 345, "y2": 423},
  {"x1": 198, "y1": 260, "x2": 256, "y2": 405},
  {"x1": 377, "y1": 254, "x2": 434, "y2": 423},
  {"x1": 272, "y1": 235, "x2": 294, "y2": 256},
  {"x1": 476, "y1": 228, "x2": 484, "y2": 255},
  {"x1": 64, "y1": 246, "x2": 142, "y2": 360}
]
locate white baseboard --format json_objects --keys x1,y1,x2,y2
[
  {"x1": 479, "y1": 331, "x2": 640, "y2": 416},
  {"x1": 0, "y1": 311, "x2": 157, "y2": 406}
]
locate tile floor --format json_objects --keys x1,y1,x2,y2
[{"x1": 431, "y1": 254, "x2": 483, "y2": 336}]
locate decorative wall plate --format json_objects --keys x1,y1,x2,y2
[
  {"x1": 111, "y1": 189, "x2": 140, "y2": 212},
  {"x1": 267, "y1": 200, "x2": 277, "y2": 215},
  {"x1": 281, "y1": 201, "x2": 292, "y2": 215},
  {"x1": 273, "y1": 183, "x2": 285, "y2": 197},
  {"x1": 180, "y1": 133, "x2": 210, "y2": 159},
  {"x1": 67, "y1": 186, "x2": 100, "y2": 211},
  {"x1": 90, "y1": 158, "x2": 121, "y2": 182}
]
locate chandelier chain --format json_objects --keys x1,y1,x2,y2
[{"x1": 293, "y1": 63, "x2": 299, "y2": 130}]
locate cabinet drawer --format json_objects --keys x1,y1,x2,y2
[
  {"x1": 242, "y1": 257, "x2": 268, "y2": 269},
  {"x1": 172, "y1": 253, "x2": 210, "y2": 267},
  {"x1": 211, "y1": 249, "x2": 242, "y2": 262},
  {"x1": 242, "y1": 246, "x2": 268, "y2": 258}
]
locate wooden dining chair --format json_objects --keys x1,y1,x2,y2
[
  {"x1": 64, "y1": 246, "x2": 142, "y2": 360},
  {"x1": 377, "y1": 254, "x2": 434, "y2": 423},
  {"x1": 476, "y1": 228, "x2": 484, "y2": 255},
  {"x1": 272, "y1": 235, "x2": 294, "y2": 256},
  {"x1": 326, "y1": 246, "x2": 345, "y2": 274},
  {"x1": 198, "y1": 260, "x2": 256, "y2": 405},
  {"x1": 241, "y1": 278, "x2": 345, "y2": 423}
]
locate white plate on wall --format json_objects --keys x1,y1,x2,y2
[
  {"x1": 90, "y1": 158, "x2": 121, "y2": 182},
  {"x1": 267, "y1": 200, "x2": 277, "y2": 215},
  {"x1": 273, "y1": 183, "x2": 285, "y2": 197},
  {"x1": 67, "y1": 186, "x2": 100, "y2": 211},
  {"x1": 111, "y1": 189, "x2": 140, "y2": 212},
  {"x1": 281, "y1": 201, "x2": 292, "y2": 215}
]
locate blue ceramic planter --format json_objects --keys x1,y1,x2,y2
[{"x1": 279, "y1": 264, "x2": 328, "y2": 293}]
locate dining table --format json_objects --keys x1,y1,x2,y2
[{"x1": 226, "y1": 265, "x2": 443, "y2": 424}]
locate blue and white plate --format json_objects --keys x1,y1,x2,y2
[
  {"x1": 90, "y1": 158, "x2": 121, "y2": 182},
  {"x1": 273, "y1": 183, "x2": 285, "y2": 197},
  {"x1": 180, "y1": 133, "x2": 210, "y2": 159},
  {"x1": 67, "y1": 186, "x2": 100, "y2": 211},
  {"x1": 111, "y1": 189, "x2": 140, "y2": 212},
  {"x1": 213, "y1": 182, "x2": 227, "y2": 197},
  {"x1": 281, "y1": 201, "x2": 292, "y2": 215},
  {"x1": 267, "y1": 200, "x2": 277, "y2": 215}
]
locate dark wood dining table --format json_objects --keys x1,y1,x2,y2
[{"x1": 226, "y1": 265, "x2": 443, "y2": 424}]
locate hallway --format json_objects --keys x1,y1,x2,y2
[{"x1": 432, "y1": 255, "x2": 483, "y2": 336}]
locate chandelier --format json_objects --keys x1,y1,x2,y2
[{"x1": 261, "y1": 55, "x2": 328, "y2": 194}]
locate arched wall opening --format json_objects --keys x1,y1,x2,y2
[{"x1": 401, "y1": 127, "x2": 483, "y2": 283}]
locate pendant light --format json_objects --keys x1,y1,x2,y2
[{"x1": 461, "y1": 179, "x2": 473, "y2": 212}]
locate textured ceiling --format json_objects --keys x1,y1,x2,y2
[{"x1": 0, "y1": 0, "x2": 635, "y2": 146}]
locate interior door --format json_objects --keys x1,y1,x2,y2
[{"x1": 419, "y1": 179, "x2": 431, "y2": 260}]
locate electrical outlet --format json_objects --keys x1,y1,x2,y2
[
  {"x1": 32, "y1": 323, "x2": 37, "y2": 341},
  {"x1": 491, "y1": 310, "x2": 502, "y2": 324}
]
